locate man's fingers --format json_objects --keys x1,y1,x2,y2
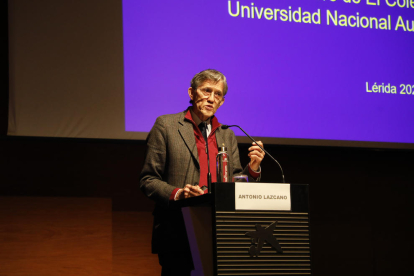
[
  {"x1": 189, "y1": 185, "x2": 204, "y2": 195},
  {"x1": 254, "y1": 141, "x2": 264, "y2": 147},
  {"x1": 249, "y1": 141, "x2": 265, "y2": 165},
  {"x1": 248, "y1": 141, "x2": 265, "y2": 171},
  {"x1": 183, "y1": 185, "x2": 204, "y2": 198},
  {"x1": 249, "y1": 141, "x2": 264, "y2": 153},
  {"x1": 189, "y1": 190, "x2": 200, "y2": 196},
  {"x1": 248, "y1": 150, "x2": 265, "y2": 159}
]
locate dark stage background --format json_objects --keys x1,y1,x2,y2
[
  {"x1": 2, "y1": 1, "x2": 414, "y2": 276},
  {"x1": 2, "y1": 122, "x2": 414, "y2": 275}
]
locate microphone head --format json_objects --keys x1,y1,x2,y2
[{"x1": 221, "y1": 125, "x2": 229, "y2": 129}]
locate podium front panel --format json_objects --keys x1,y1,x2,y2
[{"x1": 212, "y1": 183, "x2": 311, "y2": 276}]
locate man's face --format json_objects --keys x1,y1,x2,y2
[{"x1": 188, "y1": 80, "x2": 225, "y2": 121}]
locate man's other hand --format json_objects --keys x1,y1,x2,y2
[
  {"x1": 248, "y1": 141, "x2": 265, "y2": 171},
  {"x1": 176, "y1": 184, "x2": 204, "y2": 200}
]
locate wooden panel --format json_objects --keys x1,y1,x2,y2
[
  {"x1": 112, "y1": 211, "x2": 161, "y2": 276},
  {"x1": 0, "y1": 197, "x2": 112, "y2": 276}
]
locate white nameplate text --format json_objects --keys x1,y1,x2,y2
[{"x1": 235, "y1": 183, "x2": 291, "y2": 211}]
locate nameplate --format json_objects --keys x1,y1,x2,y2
[{"x1": 235, "y1": 183, "x2": 291, "y2": 211}]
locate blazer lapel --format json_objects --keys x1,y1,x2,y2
[
  {"x1": 178, "y1": 113, "x2": 200, "y2": 168},
  {"x1": 215, "y1": 127, "x2": 225, "y2": 150}
]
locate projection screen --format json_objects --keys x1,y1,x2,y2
[{"x1": 8, "y1": 0, "x2": 414, "y2": 149}]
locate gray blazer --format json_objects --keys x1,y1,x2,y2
[{"x1": 140, "y1": 109, "x2": 259, "y2": 253}]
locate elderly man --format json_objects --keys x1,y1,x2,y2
[{"x1": 140, "y1": 69, "x2": 264, "y2": 275}]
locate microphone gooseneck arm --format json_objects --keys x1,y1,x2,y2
[{"x1": 221, "y1": 124, "x2": 285, "y2": 183}]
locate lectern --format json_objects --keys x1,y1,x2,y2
[{"x1": 172, "y1": 182, "x2": 311, "y2": 276}]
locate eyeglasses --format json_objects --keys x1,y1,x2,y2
[{"x1": 198, "y1": 87, "x2": 224, "y2": 101}]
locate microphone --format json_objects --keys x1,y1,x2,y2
[{"x1": 221, "y1": 124, "x2": 285, "y2": 183}]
